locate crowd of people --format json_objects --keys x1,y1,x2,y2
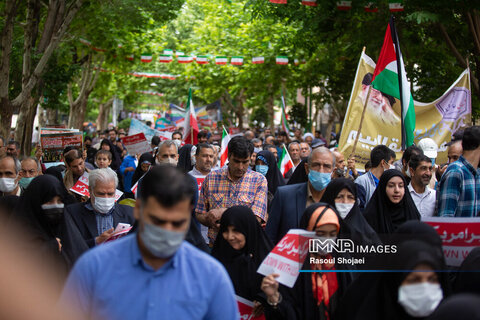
[{"x1": 0, "y1": 123, "x2": 479, "y2": 319}]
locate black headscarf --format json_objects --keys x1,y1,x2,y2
[
  {"x1": 45, "y1": 166, "x2": 77, "y2": 205},
  {"x1": 255, "y1": 150, "x2": 285, "y2": 195},
  {"x1": 364, "y1": 169, "x2": 420, "y2": 234},
  {"x1": 428, "y1": 293, "x2": 480, "y2": 320},
  {"x1": 0, "y1": 195, "x2": 19, "y2": 225},
  {"x1": 177, "y1": 144, "x2": 194, "y2": 173},
  {"x1": 287, "y1": 158, "x2": 308, "y2": 185},
  {"x1": 454, "y1": 247, "x2": 480, "y2": 295},
  {"x1": 212, "y1": 206, "x2": 273, "y2": 301},
  {"x1": 132, "y1": 153, "x2": 154, "y2": 186},
  {"x1": 100, "y1": 138, "x2": 121, "y2": 171},
  {"x1": 321, "y1": 178, "x2": 381, "y2": 246}
]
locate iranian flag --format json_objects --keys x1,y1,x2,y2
[
  {"x1": 220, "y1": 126, "x2": 231, "y2": 167},
  {"x1": 159, "y1": 55, "x2": 173, "y2": 63},
  {"x1": 231, "y1": 56, "x2": 244, "y2": 65},
  {"x1": 269, "y1": 0, "x2": 287, "y2": 3},
  {"x1": 176, "y1": 51, "x2": 185, "y2": 56},
  {"x1": 336, "y1": 1, "x2": 352, "y2": 10},
  {"x1": 389, "y1": 0, "x2": 404, "y2": 12},
  {"x1": 371, "y1": 16, "x2": 415, "y2": 148},
  {"x1": 178, "y1": 55, "x2": 193, "y2": 63},
  {"x1": 183, "y1": 88, "x2": 199, "y2": 145},
  {"x1": 252, "y1": 56, "x2": 265, "y2": 64},
  {"x1": 196, "y1": 55, "x2": 209, "y2": 64},
  {"x1": 364, "y1": 1, "x2": 378, "y2": 12},
  {"x1": 140, "y1": 54, "x2": 153, "y2": 63},
  {"x1": 216, "y1": 56, "x2": 228, "y2": 65},
  {"x1": 164, "y1": 49, "x2": 174, "y2": 55},
  {"x1": 302, "y1": 0, "x2": 317, "y2": 6},
  {"x1": 280, "y1": 95, "x2": 291, "y2": 136},
  {"x1": 276, "y1": 56, "x2": 289, "y2": 65},
  {"x1": 294, "y1": 59, "x2": 300, "y2": 66},
  {"x1": 125, "y1": 54, "x2": 134, "y2": 61},
  {"x1": 278, "y1": 145, "x2": 294, "y2": 178}
]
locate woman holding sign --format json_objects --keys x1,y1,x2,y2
[{"x1": 261, "y1": 203, "x2": 355, "y2": 320}]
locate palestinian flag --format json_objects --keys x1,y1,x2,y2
[
  {"x1": 196, "y1": 55, "x2": 209, "y2": 64},
  {"x1": 364, "y1": 1, "x2": 378, "y2": 12},
  {"x1": 280, "y1": 95, "x2": 291, "y2": 136},
  {"x1": 252, "y1": 56, "x2": 265, "y2": 64},
  {"x1": 336, "y1": 1, "x2": 352, "y2": 10},
  {"x1": 178, "y1": 55, "x2": 193, "y2": 63},
  {"x1": 216, "y1": 56, "x2": 228, "y2": 65},
  {"x1": 125, "y1": 54, "x2": 134, "y2": 61},
  {"x1": 389, "y1": 0, "x2": 404, "y2": 12},
  {"x1": 276, "y1": 56, "x2": 289, "y2": 65},
  {"x1": 231, "y1": 56, "x2": 244, "y2": 65},
  {"x1": 371, "y1": 16, "x2": 415, "y2": 148},
  {"x1": 269, "y1": 0, "x2": 287, "y2": 3},
  {"x1": 220, "y1": 126, "x2": 231, "y2": 167},
  {"x1": 278, "y1": 145, "x2": 294, "y2": 178},
  {"x1": 159, "y1": 55, "x2": 173, "y2": 63},
  {"x1": 140, "y1": 54, "x2": 153, "y2": 63},
  {"x1": 164, "y1": 49, "x2": 174, "y2": 55},
  {"x1": 302, "y1": 0, "x2": 317, "y2": 6},
  {"x1": 183, "y1": 88, "x2": 199, "y2": 145}
]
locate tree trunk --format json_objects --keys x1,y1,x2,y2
[
  {"x1": 235, "y1": 88, "x2": 246, "y2": 129},
  {"x1": 266, "y1": 84, "x2": 275, "y2": 130},
  {"x1": 46, "y1": 107, "x2": 57, "y2": 125},
  {"x1": 0, "y1": 98, "x2": 14, "y2": 139},
  {"x1": 96, "y1": 98, "x2": 114, "y2": 131},
  {"x1": 68, "y1": 96, "x2": 88, "y2": 129}
]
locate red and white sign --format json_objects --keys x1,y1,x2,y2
[
  {"x1": 70, "y1": 172, "x2": 123, "y2": 201},
  {"x1": 121, "y1": 133, "x2": 151, "y2": 156},
  {"x1": 194, "y1": 176, "x2": 205, "y2": 193},
  {"x1": 236, "y1": 295, "x2": 265, "y2": 320},
  {"x1": 104, "y1": 223, "x2": 132, "y2": 243},
  {"x1": 257, "y1": 229, "x2": 314, "y2": 288},
  {"x1": 422, "y1": 217, "x2": 480, "y2": 267}
]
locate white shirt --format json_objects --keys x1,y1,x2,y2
[{"x1": 408, "y1": 183, "x2": 436, "y2": 217}]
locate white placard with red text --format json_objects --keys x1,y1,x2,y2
[
  {"x1": 121, "y1": 133, "x2": 151, "y2": 156},
  {"x1": 236, "y1": 295, "x2": 265, "y2": 320},
  {"x1": 257, "y1": 229, "x2": 315, "y2": 288},
  {"x1": 70, "y1": 171, "x2": 123, "y2": 201},
  {"x1": 422, "y1": 217, "x2": 480, "y2": 267}
]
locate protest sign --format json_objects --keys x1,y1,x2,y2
[
  {"x1": 422, "y1": 217, "x2": 480, "y2": 267},
  {"x1": 121, "y1": 133, "x2": 151, "y2": 155},
  {"x1": 338, "y1": 52, "x2": 471, "y2": 170},
  {"x1": 40, "y1": 130, "x2": 83, "y2": 163},
  {"x1": 129, "y1": 119, "x2": 172, "y2": 143},
  {"x1": 70, "y1": 172, "x2": 123, "y2": 201},
  {"x1": 236, "y1": 295, "x2": 265, "y2": 320},
  {"x1": 257, "y1": 229, "x2": 314, "y2": 288}
]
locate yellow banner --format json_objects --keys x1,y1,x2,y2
[{"x1": 338, "y1": 52, "x2": 471, "y2": 170}]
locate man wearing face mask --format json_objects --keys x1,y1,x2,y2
[
  {"x1": 355, "y1": 145, "x2": 396, "y2": 205},
  {"x1": 61, "y1": 165, "x2": 238, "y2": 320},
  {"x1": 18, "y1": 157, "x2": 42, "y2": 189},
  {"x1": 155, "y1": 140, "x2": 179, "y2": 166},
  {"x1": 64, "y1": 168, "x2": 134, "y2": 248},
  {"x1": 0, "y1": 155, "x2": 22, "y2": 197},
  {"x1": 265, "y1": 147, "x2": 335, "y2": 244}
]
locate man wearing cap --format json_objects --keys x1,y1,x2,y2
[{"x1": 417, "y1": 138, "x2": 438, "y2": 189}]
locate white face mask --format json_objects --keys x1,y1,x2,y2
[
  {"x1": 398, "y1": 282, "x2": 443, "y2": 317},
  {"x1": 0, "y1": 177, "x2": 17, "y2": 193},
  {"x1": 166, "y1": 157, "x2": 178, "y2": 166},
  {"x1": 335, "y1": 202, "x2": 354, "y2": 219},
  {"x1": 389, "y1": 164, "x2": 396, "y2": 170},
  {"x1": 93, "y1": 195, "x2": 116, "y2": 214}
]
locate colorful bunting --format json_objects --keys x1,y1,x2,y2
[
  {"x1": 125, "y1": 54, "x2": 134, "y2": 61},
  {"x1": 159, "y1": 55, "x2": 173, "y2": 63},
  {"x1": 215, "y1": 56, "x2": 228, "y2": 65},
  {"x1": 269, "y1": 0, "x2": 287, "y2": 3},
  {"x1": 252, "y1": 56, "x2": 265, "y2": 64},
  {"x1": 196, "y1": 55, "x2": 209, "y2": 64},
  {"x1": 364, "y1": 1, "x2": 379, "y2": 12},
  {"x1": 301, "y1": 0, "x2": 317, "y2": 6},
  {"x1": 178, "y1": 55, "x2": 193, "y2": 63},
  {"x1": 336, "y1": 1, "x2": 352, "y2": 10},
  {"x1": 164, "y1": 49, "x2": 174, "y2": 55},
  {"x1": 140, "y1": 54, "x2": 153, "y2": 63},
  {"x1": 389, "y1": 0, "x2": 404, "y2": 12},
  {"x1": 276, "y1": 56, "x2": 288, "y2": 65},
  {"x1": 231, "y1": 56, "x2": 244, "y2": 65}
]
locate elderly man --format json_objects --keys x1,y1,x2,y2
[
  {"x1": 6, "y1": 141, "x2": 20, "y2": 158},
  {"x1": 0, "y1": 155, "x2": 22, "y2": 197},
  {"x1": 266, "y1": 147, "x2": 335, "y2": 244},
  {"x1": 284, "y1": 142, "x2": 301, "y2": 181},
  {"x1": 196, "y1": 136, "x2": 267, "y2": 246},
  {"x1": 18, "y1": 157, "x2": 42, "y2": 189},
  {"x1": 61, "y1": 165, "x2": 237, "y2": 320},
  {"x1": 299, "y1": 142, "x2": 311, "y2": 159},
  {"x1": 64, "y1": 168, "x2": 134, "y2": 248},
  {"x1": 155, "y1": 140, "x2": 179, "y2": 165}
]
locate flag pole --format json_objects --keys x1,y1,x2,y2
[
  {"x1": 191, "y1": 127, "x2": 193, "y2": 144},
  {"x1": 350, "y1": 47, "x2": 368, "y2": 157}
]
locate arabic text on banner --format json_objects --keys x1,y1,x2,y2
[
  {"x1": 40, "y1": 130, "x2": 83, "y2": 163},
  {"x1": 121, "y1": 133, "x2": 151, "y2": 155},
  {"x1": 129, "y1": 119, "x2": 172, "y2": 144}
]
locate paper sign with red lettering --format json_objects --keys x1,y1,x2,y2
[
  {"x1": 236, "y1": 295, "x2": 265, "y2": 320},
  {"x1": 70, "y1": 172, "x2": 123, "y2": 201},
  {"x1": 257, "y1": 229, "x2": 315, "y2": 288},
  {"x1": 121, "y1": 133, "x2": 151, "y2": 156},
  {"x1": 191, "y1": 176, "x2": 205, "y2": 193},
  {"x1": 422, "y1": 217, "x2": 480, "y2": 267}
]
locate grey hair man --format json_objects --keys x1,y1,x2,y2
[
  {"x1": 156, "y1": 140, "x2": 179, "y2": 166},
  {"x1": 0, "y1": 155, "x2": 22, "y2": 196}
]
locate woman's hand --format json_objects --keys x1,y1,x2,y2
[
  {"x1": 261, "y1": 273, "x2": 280, "y2": 303},
  {"x1": 252, "y1": 301, "x2": 264, "y2": 317}
]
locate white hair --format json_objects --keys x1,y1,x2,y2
[{"x1": 89, "y1": 168, "x2": 118, "y2": 189}]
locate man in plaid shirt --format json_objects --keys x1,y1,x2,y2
[
  {"x1": 437, "y1": 126, "x2": 480, "y2": 217},
  {"x1": 196, "y1": 136, "x2": 268, "y2": 245}
]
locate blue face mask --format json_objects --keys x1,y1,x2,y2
[
  {"x1": 308, "y1": 170, "x2": 331, "y2": 191},
  {"x1": 255, "y1": 165, "x2": 269, "y2": 176},
  {"x1": 19, "y1": 177, "x2": 34, "y2": 189}
]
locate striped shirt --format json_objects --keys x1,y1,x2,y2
[
  {"x1": 437, "y1": 156, "x2": 480, "y2": 217},
  {"x1": 196, "y1": 166, "x2": 268, "y2": 244},
  {"x1": 85, "y1": 203, "x2": 114, "y2": 236}
]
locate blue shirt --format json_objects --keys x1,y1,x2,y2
[
  {"x1": 85, "y1": 202, "x2": 114, "y2": 236},
  {"x1": 437, "y1": 156, "x2": 480, "y2": 217},
  {"x1": 61, "y1": 234, "x2": 239, "y2": 320},
  {"x1": 120, "y1": 155, "x2": 137, "y2": 192},
  {"x1": 355, "y1": 171, "x2": 378, "y2": 205}
]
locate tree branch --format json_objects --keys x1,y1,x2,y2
[
  {"x1": 437, "y1": 22, "x2": 468, "y2": 69},
  {"x1": 0, "y1": 0, "x2": 20, "y2": 99},
  {"x1": 466, "y1": 12, "x2": 480, "y2": 54},
  {"x1": 87, "y1": 55, "x2": 104, "y2": 92}
]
